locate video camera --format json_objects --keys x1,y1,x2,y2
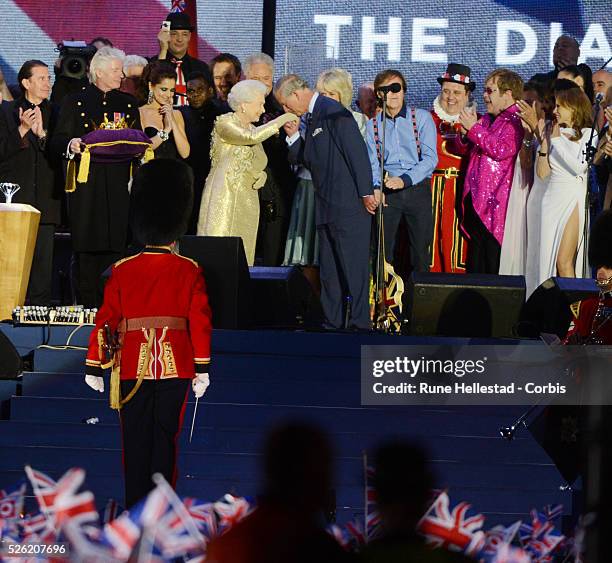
[{"x1": 57, "y1": 41, "x2": 96, "y2": 80}]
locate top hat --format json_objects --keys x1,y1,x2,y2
[
  {"x1": 437, "y1": 63, "x2": 475, "y2": 91},
  {"x1": 166, "y1": 12, "x2": 194, "y2": 31}
]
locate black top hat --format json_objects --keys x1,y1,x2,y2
[
  {"x1": 166, "y1": 12, "x2": 194, "y2": 31},
  {"x1": 437, "y1": 63, "x2": 475, "y2": 91}
]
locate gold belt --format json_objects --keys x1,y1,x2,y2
[
  {"x1": 117, "y1": 316, "x2": 188, "y2": 333},
  {"x1": 434, "y1": 167, "x2": 460, "y2": 178}
]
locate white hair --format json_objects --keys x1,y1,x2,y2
[
  {"x1": 274, "y1": 74, "x2": 309, "y2": 99},
  {"x1": 89, "y1": 46, "x2": 125, "y2": 84},
  {"x1": 244, "y1": 53, "x2": 274, "y2": 77},
  {"x1": 227, "y1": 79, "x2": 267, "y2": 111},
  {"x1": 123, "y1": 54, "x2": 148, "y2": 74}
]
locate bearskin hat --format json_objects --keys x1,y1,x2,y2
[
  {"x1": 131, "y1": 159, "x2": 194, "y2": 246},
  {"x1": 589, "y1": 210, "x2": 612, "y2": 268}
]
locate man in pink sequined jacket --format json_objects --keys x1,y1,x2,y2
[{"x1": 456, "y1": 69, "x2": 524, "y2": 274}]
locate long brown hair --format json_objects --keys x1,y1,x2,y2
[{"x1": 555, "y1": 87, "x2": 592, "y2": 141}]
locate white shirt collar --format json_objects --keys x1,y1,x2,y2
[{"x1": 308, "y1": 91, "x2": 319, "y2": 114}]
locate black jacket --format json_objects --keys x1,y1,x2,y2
[
  {"x1": 0, "y1": 98, "x2": 62, "y2": 224},
  {"x1": 49, "y1": 84, "x2": 140, "y2": 252}
]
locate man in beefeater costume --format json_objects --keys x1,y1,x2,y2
[
  {"x1": 429, "y1": 63, "x2": 475, "y2": 273},
  {"x1": 84, "y1": 158, "x2": 213, "y2": 507}
]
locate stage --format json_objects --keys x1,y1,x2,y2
[{"x1": 0, "y1": 323, "x2": 572, "y2": 527}]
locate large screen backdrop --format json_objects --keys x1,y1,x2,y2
[
  {"x1": 275, "y1": 0, "x2": 611, "y2": 109},
  {"x1": 0, "y1": 0, "x2": 263, "y2": 86}
]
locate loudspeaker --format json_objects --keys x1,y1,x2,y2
[
  {"x1": 179, "y1": 236, "x2": 251, "y2": 329},
  {"x1": 249, "y1": 267, "x2": 323, "y2": 328},
  {"x1": 521, "y1": 277, "x2": 599, "y2": 338},
  {"x1": 0, "y1": 330, "x2": 21, "y2": 378},
  {"x1": 407, "y1": 272, "x2": 525, "y2": 338}
]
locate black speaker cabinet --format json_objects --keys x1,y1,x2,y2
[
  {"x1": 249, "y1": 267, "x2": 323, "y2": 328},
  {"x1": 521, "y1": 277, "x2": 599, "y2": 338},
  {"x1": 179, "y1": 236, "x2": 251, "y2": 329},
  {"x1": 0, "y1": 330, "x2": 21, "y2": 378},
  {"x1": 407, "y1": 272, "x2": 525, "y2": 338}
]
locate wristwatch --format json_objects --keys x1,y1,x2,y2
[{"x1": 157, "y1": 130, "x2": 170, "y2": 142}]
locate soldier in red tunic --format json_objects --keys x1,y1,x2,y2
[
  {"x1": 84, "y1": 159, "x2": 212, "y2": 507},
  {"x1": 564, "y1": 210, "x2": 612, "y2": 345},
  {"x1": 429, "y1": 64, "x2": 475, "y2": 273}
]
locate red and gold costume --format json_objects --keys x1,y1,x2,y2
[
  {"x1": 564, "y1": 293, "x2": 612, "y2": 345},
  {"x1": 86, "y1": 247, "x2": 211, "y2": 379},
  {"x1": 429, "y1": 100, "x2": 470, "y2": 273},
  {"x1": 85, "y1": 246, "x2": 212, "y2": 507}
]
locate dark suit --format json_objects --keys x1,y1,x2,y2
[
  {"x1": 288, "y1": 95, "x2": 373, "y2": 329},
  {"x1": 0, "y1": 98, "x2": 62, "y2": 304}
]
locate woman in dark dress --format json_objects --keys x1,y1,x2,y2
[{"x1": 138, "y1": 61, "x2": 189, "y2": 159}]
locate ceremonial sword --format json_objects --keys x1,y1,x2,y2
[{"x1": 189, "y1": 396, "x2": 199, "y2": 443}]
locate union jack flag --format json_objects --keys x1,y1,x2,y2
[
  {"x1": 364, "y1": 464, "x2": 382, "y2": 542},
  {"x1": 519, "y1": 509, "x2": 564, "y2": 559},
  {"x1": 53, "y1": 469, "x2": 99, "y2": 528},
  {"x1": 0, "y1": 480, "x2": 26, "y2": 520},
  {"x1": 483, "y1": 543, "x2": 532, "y2": 563},
  {"x1": 417, "y1": 491, "x2": 486, "y2": 556},
  {"x1": 24, "y1": 466, "x2": 59, "y2": 516},
  {"x1": 213, "y1": 494, "x2": 252, "y2": 533},
  {"x1": 482, "y1": 520, "x2": 522, "y2": 556}
]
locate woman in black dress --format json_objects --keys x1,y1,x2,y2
[{"x1": 138, "y1": 61, "x2": 189, "y2": 159}]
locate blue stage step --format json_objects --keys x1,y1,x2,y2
[{"x1": 0, "y1": 323, "x2": 567, "y2": 528}]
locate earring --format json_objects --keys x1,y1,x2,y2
[
  {"x1": 147, "y1": 90, "x2": 154, "y2": 104},
  {"x1": 241, "y1": 107, "x2": 246, "y2": 113}
]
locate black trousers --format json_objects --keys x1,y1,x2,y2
[
  {"x1": 119, "y1": 378, "x2": 190, "y2": 508},
  {"x1": 77, "y1": 251, "x2": 122, "y2": 308},
  {"x1": 318, "y1": 212, "x2": 371, "y2": 330},
  {"x1": 464, "y1": 196, "x2": 501, "y2": 274},
  {"x1": 383, "y1": 180, "x2": 433, "y2": 272},
  {"x1": 28, "y1": 224, "x2": 55, "y2": 305}
]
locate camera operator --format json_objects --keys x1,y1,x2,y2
[
  {"x1": 50, "y1": 41, "x2": 97, "y2": 106},
  {"x1": 0, "y1": 60, "x2": 62, "y2": 305}
]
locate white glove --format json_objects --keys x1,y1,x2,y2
[
  {"x1": 85, "y1": 375, "x2": 104, "y2": 393},
  {"x1": 192, "y1": 373, "x2": 210, "y2": 398}
]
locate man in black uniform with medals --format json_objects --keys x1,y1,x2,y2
[{"x1": 51, "y1": 47, "x2": 140, "y2": 307}]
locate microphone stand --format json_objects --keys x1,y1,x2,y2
[
  {"x1": 374, "y1": 90, "x2": 389, "y2": 333},
  {"x1": 583, "y1": 99, "x2": 603, "y2": 274}
]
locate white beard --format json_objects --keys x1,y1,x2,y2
[{"x1": 432, "y1": 95, "x2": 461, "y2": 123}]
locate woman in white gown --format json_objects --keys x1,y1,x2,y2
[{"x1": 524, "y1": 87, "x2": 596, "y2": 296}]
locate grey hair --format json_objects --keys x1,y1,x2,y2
[
  {"x1": 123, "y1": 54, "x2": 148, "y2": 74},
  {"x1": 244, "y1": 53, "x2": 274, "y2": 77},
  {"x1": 227, "y1": 79, "x2": 267, "y2": 111},
  {"x1": 274, "y1": 74, "x2": 309, "y2": 99},
  {"x1": 89, "y1": 46, "x2": 125, "y2": 84}
]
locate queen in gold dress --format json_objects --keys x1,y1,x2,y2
[{"x1": 197, "y1": 80, "x2": 298, "y2": 265}]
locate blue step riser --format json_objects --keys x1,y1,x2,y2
[
  {"x1": 0, "y1": 421, "x2": 548, "y2": 462},
  {"x1": 9, "y1": 397, "x2": 527, "y2": 433},
  {"x1": 0, "y1": 447, "x2": 562, "y2": 492}
]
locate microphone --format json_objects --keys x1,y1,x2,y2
[{"x1": 377, "y1": 83, "x2": 401, "y2": 94}]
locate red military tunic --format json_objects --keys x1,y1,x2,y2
[
  {"x1": 429, "y1": 107, "x2": 471, "y2": 273},
  {"x1": 564, "y1": 294, "x2": 612, "y2": 345},
  {"x1": 86, "y1": 247, "x2": 212, "y2": 379}
]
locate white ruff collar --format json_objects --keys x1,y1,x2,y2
[{"x1": 432, "y1": 96, "x2": 461, "y2": 123}]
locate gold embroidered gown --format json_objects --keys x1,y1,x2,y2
[{"x1": 196, "y1": 111, "x2": 297, "y2": 265}]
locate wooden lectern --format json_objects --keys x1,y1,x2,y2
[{"x1": 0, "y1": 203, "x2": 40, "y2": 320}]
